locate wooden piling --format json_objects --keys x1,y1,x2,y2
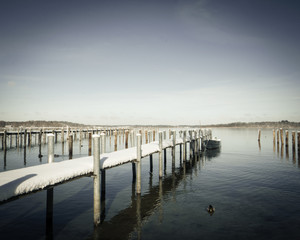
[
  {"x1": 159, "y1": 131, "x2": 163, "y2": 178},
  {"x1": 273, "y1": 129, "x2": 275, "y2": 143},
  {"x1": 258, "y1": 129, "x2": 261, "y2": 142},
  {"x1": 125, "y1": 130, "x2": 129, "y2": 149},
  {"x1": 145, "y1": 130, "x2": 148, "y2": 144},
  {"x1": 3, "y1": 130, "x2": 7, "y2": 151},
  {"x1": 47, "y1": 134, "x2": 54, "y2": 163},
  {"x1": 93, "y1": 134, "x2": 101, "y2": 226},
  {"x1": 285, "y1": 130, "x2": 289, "y2": 147},
  {"x1": 136, "y1": 134, "x2": 142, "y2": 194},
  {"x1": 153, "y1": 130, "x2": 156, "y2": 141},
  {"x1": 24, "y1": 129, "x2": 27, "y2": 148},
  {"x1": 88, "y1": 132, "x2": 92, "y2": 156},
  {"x1": 183, "y1": 130, "x2": 186, "y2": 161},
  {"x1": 114, "y1": 130, "x2": 117, "y2": 151},
  {"x1": 298, "y1": 132, "x2": 300, "y2": 152},
  {"x1": 292, "y1": 132, "x2": 296, "y2": 150},
  {"x1": 61, "y1": 128, "x2": 64, "y2": 143},
  {"x1": 280, "y1": 128, "x2": 284, "y2": 145},
  {"x1": 69, "y1": 134, "x2": 73, "y2": 159}
]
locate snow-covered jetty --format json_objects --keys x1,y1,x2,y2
[{"x1": 0, "y1": 129, "x2": 212, "y2": 225}]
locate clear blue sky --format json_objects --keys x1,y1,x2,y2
[{"x1": 0, "y1": 0, "x2": 299, "y2": 125}]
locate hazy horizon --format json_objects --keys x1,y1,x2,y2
[{"x1": 1, "y1": 0, "x2": 299, "y2": 125}]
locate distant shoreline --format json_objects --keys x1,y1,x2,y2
[{"x1": 1, "y1": 120, "x2": 299, "y2": 129}]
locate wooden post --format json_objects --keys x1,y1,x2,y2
[
  {"x1": 297, "y1": 132, "x2": 300, "y2": 153},
  {"x1": 69, "y1": 134, "x2": 73, "y2": 159},
  {"x1": 47, "y1": 134, "x2": 54, "y2": 163},
  {"x1": 159, "y1": 131, "x2": 163, "y2": 178},
  {"x1": 3, "y1": 130, "x2": 7, "y2": 151},
  {"x1": 273, "y1": 129, "x2": 275, "y2": 143},
  {"x1": 145, "y1": 130, "x2": 148, "y2": 144},
  {"x1": 100, "y1": 132, "x2": 106, "y2": 201},
  {"x1": 280, "y1": 128, "x2": 284, "y2": 145},
  {"x1": 61, "y1": 128, "x2": 64, "y2": 143},
  {"x1": 93, "y1": 134, "x2": 101, "y2": 226},
  {"x1": 285, "y1": 130, "x2": 289, "y2": 147},
  {"x1": 292, "y1": 132, "x2": 296, "y2": 150},
  {"x1": 153, "y1": 130, "x2": 156, "y2": 141},
  {"x1": 125, "y1": 130, "x2": 129, "y2": 149},
  {"x1": 172, "y1": 130, "x2": 176, "y2": 169},
  {"x1": 136, "y1": 134, "x2": 142, "y2": 194},
  {"x1": 24, "y1": 129, "x2": 27, "y2": 148},
  {"x1": 54, "y1": 131, "x2": 58, "y2": 143},
  {"x1": 88, "y1": 132, "x2": 92, "y2": 156},
  {"x1": 258, "y1": 129, "x2": 261, "y2": 142},
  {"x1": 114, "y1": 130, "x2": 117, "y2": 151},
  {"x1": 183, "y1": 130, "x2": 186, "y2": 161}
]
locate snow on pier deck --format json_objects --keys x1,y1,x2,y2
[{"x1": 0, "y1": 138, "x2": 184, "y2": 203}]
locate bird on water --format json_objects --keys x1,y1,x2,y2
[{"x1": 207, "y1": 205, "x2": 215, "y2": 214}]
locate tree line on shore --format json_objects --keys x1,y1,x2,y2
[{"x1": 0, "y1": 120, "x2": 299, "y2": 129}]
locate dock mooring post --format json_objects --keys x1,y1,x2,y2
[
  {"x1": 88, "y1": 132, "x2": 92, "y2": 156},
  {"x1": 69, "y1": 134, "x2": 73, "y2": 159},
  {"x1": 159, "y1": 131, "x2": 163, "y2": 178},
  {"x1": 258, "y1": 129, "x2": 261, "y2": 142},
  {"x1": 136, "y1": 134, "x2": 142, "y2": 194},
  {"x1": 285, "y1": 130, "x2": 289, "y2": 147},
  {"x1": 172, "y1": 131, "x2": 176, "y2": 168},
  {"x1": 93, "y1": 134, "x2": 101, "y2": 226},
  {"x1": 47, "y1": 134, "x2": 54, "y2": 163},
  {"x1": 100, "y1": 132, "x2": 106, "y2": 201},
  {"x1": 183, "y1": 130, "x2": 186, "y2": 161}
]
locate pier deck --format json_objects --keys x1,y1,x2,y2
[{"x1": 0, "y1": 138, "x2": 185, "y2": 203}]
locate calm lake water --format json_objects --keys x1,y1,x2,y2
[{"x1": 1, "y1": 128, "x2": 300, "y2": 240}]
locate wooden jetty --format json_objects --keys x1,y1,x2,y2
[{"x1": 0, "y1": 128, "x2": 211, "y2": 226}]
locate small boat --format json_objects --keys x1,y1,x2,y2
[{"x1": 205, "y1": 137, "x2": 221, "y2": 150}]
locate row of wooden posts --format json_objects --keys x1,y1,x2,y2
[
  {"x1": 45, "y1": 129, "x2": 211, "y2": 226},
  {"x1": 0, "y1": 127, "x2": 132, "y2": 151},
  {"x1": 258, "y1": 129, "x2": 300, "y2": 150}
]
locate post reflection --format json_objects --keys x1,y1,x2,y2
[
  {"x1": 89, "y1": 150, "x2": 214, "y2": 240},
  {"x1": 46, "y1": 188, "x2": 53, "y2": 240}
]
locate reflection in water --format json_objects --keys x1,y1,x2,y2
[
  {"x1": 24, "y1": 147, "x2": 26, "y2": 165},
  {"x1": 46, "y1": 188, "x2": 53, "y2": 240},
  {"x1": 89, "y1": 152, "x2": 211, "y2": 240}
]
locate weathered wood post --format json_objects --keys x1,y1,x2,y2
[
  {"x1": 285, "y1": 130, "x2": 289, "y2": 147},
  {"x1": 28, "y1": 129, "x2": 32, "y2": 146},
  {"x1": 172, "y1": 130, "x2": 176, "y2": 170},
  {"x1": 24, "y1": 129, "x2": 27, "y2": 148},
  {"x1": 54, "y1": 131, "x2": 58, "y2": 143},
  {"x1": 125, "y1": 130, "x2": 129, "y2": 149},
  {"x1": 292, "y1": 131, "x2": 296, "y2": 151},
  {"x1": 88, "y1": 132, "x2": 92, "y2": 156},
  {"x1": 61, "y1": 128, "x2": 64, "y2": 143},
  {"x1": 69, "y1": 134, "x2": 73, "y2": 159},
  {"x1": 145, "y1": 130, "x2": 148, "y2": 144},
  {"x1": 273, "y1": 129, "x2": 275, "y2": 143},
  {"x1": 136, "y1": 134, "x2": 142, "y2": 194},
  {"x1": 114, "y1": 130, "x2": 117, "y2": 151},
  {"x1": 159, "y1": 131, "x2": 163, "y2": 178},
  {"x1": 93, "y1": 134, "x2": 101, "y2": 226},
  {"x1": 3, "y1": 130, "x2": 7, "y2": 151},
  {"x1": 276, "y1": 129, "x2": 279, "y2": 145},
  {"x1": 153, "y1": 130, "x2": 156, "y2": 141},
  {"x1": 100, "y1": 132, "x2": 106, "y2": 200},
  {"x1": 183, "y1": 130, "x2": 186, "y2": 161},
  {"x1": 280, "y1": 128, "x2": 284, "y2": 145},
  {"x1": 258, "y1": 129, "x2": 261, "y2": 142},
  {"x1": 47, "y1": 134, "x2": 54, "y2": 163},
  {"x1": 297, "y1": 132, "x2": 300, "y2": 154}
]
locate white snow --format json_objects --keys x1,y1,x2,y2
[{"x1": 0, "y1": 138, "x2": 188, "y2": 202}]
